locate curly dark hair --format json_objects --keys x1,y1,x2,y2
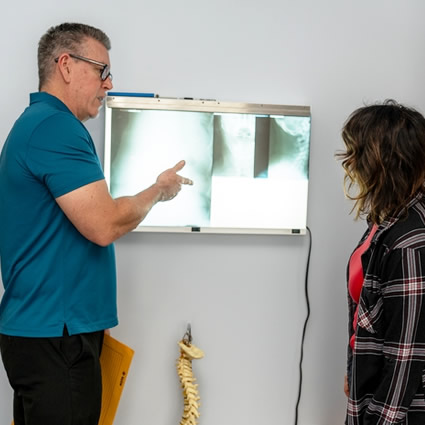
[
  {"x1": 38, "y1": 22, "x2": 111, "y2": 90},
  {"x1": 336, "y1": 99, "x2": 425, "y2": 223}
]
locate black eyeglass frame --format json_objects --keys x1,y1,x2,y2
[{"x1": 54, "y1": 53, "x2": 112, "y2": 81}]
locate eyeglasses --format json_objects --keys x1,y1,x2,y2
[{"x1": 54, "y1": 53, "x2": 112, "y2": 81}]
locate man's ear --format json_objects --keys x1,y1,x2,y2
[{"x1": 56, "y1": 54, "x2": 72, "y2": 83}]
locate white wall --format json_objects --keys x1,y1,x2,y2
[{"x1": 1, "y1": 1, "x2": 425, "y2": 424}]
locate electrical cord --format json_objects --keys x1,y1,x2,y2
[{"x1": 294, "y1": 225, "x2": 312, "y2": 425}]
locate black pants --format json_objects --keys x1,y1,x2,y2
[{"x1": 0, "y1": 328, "x2": 104, "y2": 425}]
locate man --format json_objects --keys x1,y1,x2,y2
[{"x1": 0, "y1": 22, "x2": 192, "y2": 425}]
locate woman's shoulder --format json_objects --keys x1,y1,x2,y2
[{"x1": 381, "y1": 202, "x2": 425, "y2": 251}]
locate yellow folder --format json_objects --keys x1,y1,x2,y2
[
  {"x1": 98, "y1": 334, "x2": 135, "y2": 424},
  {"x1": 11, "y1": 333, "x2": 134, "y2": 425}
]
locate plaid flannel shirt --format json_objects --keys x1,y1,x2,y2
[{"x1": 347, "y1": 193, "x2": 425, "y2": 425}]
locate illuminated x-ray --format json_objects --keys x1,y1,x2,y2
[{"x1": 107, "y1": 107, "x2": 310, "y2": 232}]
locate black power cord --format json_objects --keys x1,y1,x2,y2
[{"x1": 294, "y1": 226, "x2": 312, "y2": 425}]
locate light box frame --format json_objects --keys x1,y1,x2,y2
[{"x1": 104, "y1": 95, "x2": 311, "y2": 235}]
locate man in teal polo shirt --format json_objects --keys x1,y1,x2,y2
[{"x1": 0, "y1": 23, "x2": 192, "y2": 425}]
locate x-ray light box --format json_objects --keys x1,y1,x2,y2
[{"x1": 104, "y1": 95, "x2": 311, "y2": 235}]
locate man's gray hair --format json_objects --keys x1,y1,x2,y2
[{"x1": 38, "y1": 22, "x2": 111, "y2": 90}]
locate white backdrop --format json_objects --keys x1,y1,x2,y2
[{"x1": 1, "y1": 1, "x2": 425, "y2": 424}]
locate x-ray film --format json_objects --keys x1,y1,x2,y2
[{"x1": 104, "y1": 96, "x2": 311, "y2": 235}]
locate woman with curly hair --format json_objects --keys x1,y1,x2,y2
[{"x1": 338, "y1": 100, "x2": 425, "y2": 424}]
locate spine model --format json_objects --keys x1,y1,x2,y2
[{"x1": 176, "y1": 332, "x2": 204, "y2": 425}]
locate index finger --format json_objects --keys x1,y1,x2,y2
[{"x1": 180, "y1": 176, "x2": 193, "y2": 185}]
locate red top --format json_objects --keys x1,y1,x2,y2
[{"x1": 348, "y1": 224, "x2": 378, "y2": 349}]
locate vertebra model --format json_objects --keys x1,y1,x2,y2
[{"x1": 176, "y1": 327, "x2": 204, "y2": 425}]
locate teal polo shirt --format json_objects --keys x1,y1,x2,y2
[{"x1": 0, "y1": 92, "x2": 118, "y2": 337}]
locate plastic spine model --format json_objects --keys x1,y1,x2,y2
[{"x1": 176, "y1": 325, "x2": 204, "y2": 425}]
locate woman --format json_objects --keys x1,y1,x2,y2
[{"x1": 338, "y1": 100, "x2": 425, "y2": 424}]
